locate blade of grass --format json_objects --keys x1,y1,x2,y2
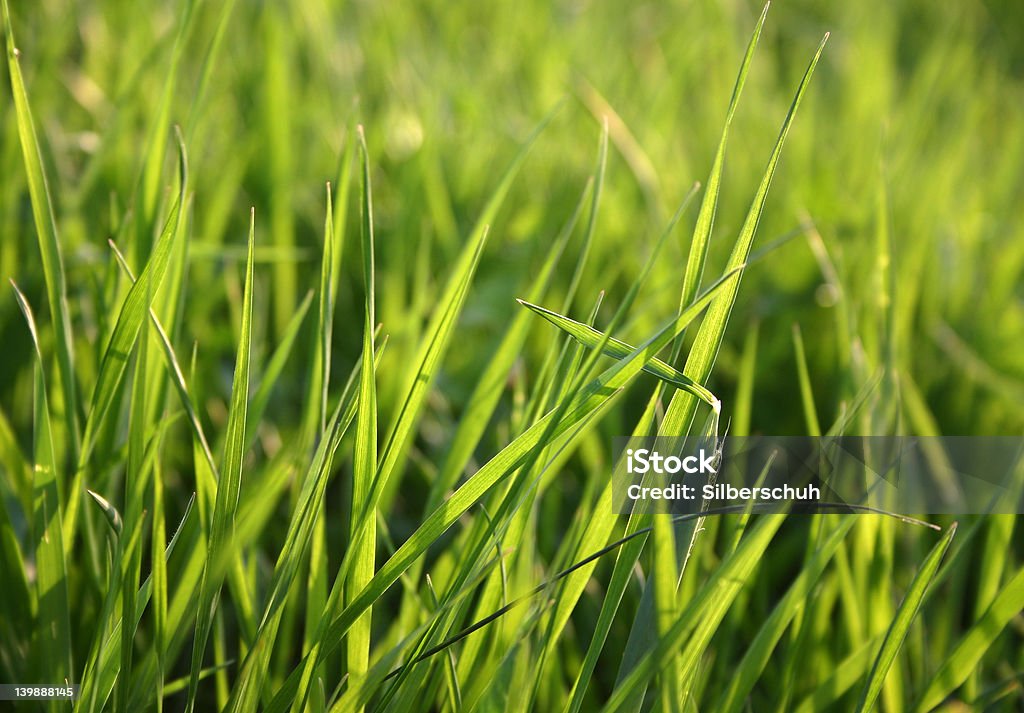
[
  {"x1": 914, "y1": 561, "x2": 1024, "y2": 713},
  {"x1": 347, "y1": 124, "x2": 379, "y2": 701},
  {"x1": 516, "y1": 299, "x2": 718, "y2": 407},
  {"x1": 66, "y1": 131, "x2": 188, "y2": 556},
  {"x1": 855, "y1": 522, "x2": 958, "y2": 712},
  {"x1": 3, "y1": 0, "x2": 81, "y2": 461},
  {"x1": 185, "y1": 209, "x2": 256, "y2": 712},
  {"x1": 11, "y1": 283, "x2": 72, "y2": 702}
]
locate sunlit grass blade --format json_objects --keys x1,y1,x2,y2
[
  {"x1": 855, "y1": 522, "x2": 957, "y2": 712},
  {"x1": 347, "y1": 124, "x2": 379, "y2": 701},
  {"x1": 676, "y1": 0, "x2": 770, "y2": 315},
  {"x1": 517, "y1": 299, "x2": 718, "y2": 407},
  {"x1": 3, "y1": 0, "x2": 81, "y2": 460},
  {"x1": 661, "y1": 31, "x2": 830, "y2": 438},
  {"x1": 186, "y1": 209, "x2": 256, "y2": 712},
  {"x1": 914, "y1": 561, "x2": 1024, "y2": 712}
]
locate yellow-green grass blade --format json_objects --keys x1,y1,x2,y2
[
  {"x1": 676, "y1": 1, "x2": 770, "y2": 319},
  {"x1": 134, "y1": 0, "x2": 196, "y2": 260},
  {"x1": 268, "y1": 266, "x2": 744, "y2": 713},
  {"x1": 792, "y1": 323, "x2": 822, "y2": 436},
  {"x1": 369, "y1": 107, "x2": 559, "y2": 531},
  {"x1": 186, "y1": 210, "x2": 256, "y2": 712},
  {"x1": 347, "y1": 124, "x2": 379, "y2": 699},
  {"x1": 855, "y1": 522, "x2": 957, "y2": 712},
  {"x1": 11, "y1": 284, "x2": 72, "y2": 701},
  {"x1": 3, "y1": 0, "x2": 81, "y2": 461},
  {"x1": 914, "y1": 561, "x2": 1024, "y2": 713},
  {"x1": 151, "y1": 460, "x2": 168, "y2": 713},
  {"x1": 117, "y1": 284, "x2": 155, "y2": 713},
  {"x1": 660, "y1": 32, "x2": 829, "y2": 439},
  {"x1": 517, "y1": 299, "x2": 718, "y2": 408}
]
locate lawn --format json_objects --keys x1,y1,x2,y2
[{"x1": 1, "y1": 0, "x2": 1023, "y2": 710}]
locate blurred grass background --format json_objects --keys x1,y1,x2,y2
[
  {"x1": 2, "y1": 0, "x2": 1023, "y2": 436},
  {"x1": 2, "y1": 0, "x2": 1024, "y2": 710}
]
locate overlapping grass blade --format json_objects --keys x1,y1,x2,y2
[
  {"x1": 185, "y1": 209, "x2": 256, "y2": 712},
  {"x1": 66, "y1": 131, "x2": 188, "y2": 555},
  {"x1": 11, "y1": 284, "x2": 72, "y2": 702},
  {"x1": 914, "y1": 562, "x2": 1024, "y2": 712},
  {"x1": 517, "y1": 299, "x2": 718, "y2": 406},
  {"x1": 855, "y1": 522, "x2": 957, "y2": 712}
]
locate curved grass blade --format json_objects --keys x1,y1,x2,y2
[
  {"x1": 66, "y1": 131, "x2": 188, "y2": 555},
  {"x1": 855, "y1": 522, "x2": 958, "y2": 712},
  {"x1": 11, "y1": 283, "x2": 72, "y2": 698},
  {"x1": 4, "y1": 0, "x2": 81, "y2": 459}
]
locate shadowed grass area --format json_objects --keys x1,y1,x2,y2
[{"x1": 1, "y1": 0, "x2": 1023, "y2": 710}]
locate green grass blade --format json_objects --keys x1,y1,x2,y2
[
  {"x1": 716, "y1": 516, "x2": 858, "y2": 713},
  {"x1": 11, "y1": 284, "x2": 72, "y2": 700},
  {"x1": 661, "y1": 32, "x2": 829, "y2": 438},
  {"x1": 914, "y1": 561, "x2": 1024, "y2": 712},
  {"x1": 601, "y1": 515, "x2": 787, "y2": 713},
  {"x1": 676, "y1": 0, "x2": 770, "y2": 315},
  {"x1": 186, "y1": 209, "x2": 256, "y2": 712},
  {"x1": 517, "y1": 299, "x2": 718, "y2": 407},
  {"x1": 67, "y1": 133, "x2": 188, "y2": 555},
  {"x1": 855, "y1": 522, "x2": 958, "y2": 712},
  {"x1": 3, "y1": 0, "x2": 81, "y2": 460},
  {"x1": 347, "y1": 124, "x2": 379, "y2": 698}
]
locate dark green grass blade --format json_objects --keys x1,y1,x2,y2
[
  {"x1": 601, "y1": 515, "x2": 787, "y2": 713},
  {"x1": 11, "y1": 284, "x2": 72, "y2": 701},
  {"x1": 185, "y1": 210, "x2": 256, "y2": 712}
]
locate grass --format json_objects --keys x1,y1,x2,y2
[{"x1": 2, "y1": 0, "x2": 1024, "y2": 710}]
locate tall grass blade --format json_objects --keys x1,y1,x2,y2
[
  {"x1": 11, "y1": 284, "x2": 72, "y2": 703},
  {"x1": 855, "y1": 523, "x2": 957, "y2": 712},
  {"x1": 186, "y1": 210, "x2": 256, "y2": 712},
  {"x1": 3, "y1": 0, "x2": 81, "y2": 460}
]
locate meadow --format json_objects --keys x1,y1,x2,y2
[{"x1": 1, "y1": 0, "x2": 1023, "y2": 710}]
